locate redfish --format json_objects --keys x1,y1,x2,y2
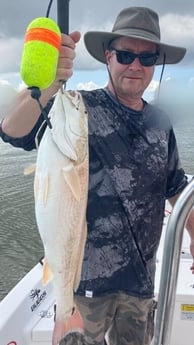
[{"x1": 34, "y1": 89, "x2": 88, "y2": 345}]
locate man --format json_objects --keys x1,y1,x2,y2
[{"x1": 1, "y1": 6, "x2": 194, "y2": 345}]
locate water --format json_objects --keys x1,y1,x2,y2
[
  {"x1": 175, "y1": 123, "x2": 194, "y2": 174},
  {"x1": 0, "y1": 142, "x2": 43, "y2": 301},
  {"x1": 0, "y1": 119, "x2": 194, "y2": 302}
]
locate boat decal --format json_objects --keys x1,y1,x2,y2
[
  {"x1": 29, "y1": 288, "x2": 47, "y2": 312},
  {"x1": 181, "y1": 304, "x2": 194, "y2": 320},
  {"x1": 7, "y1": 342, "x2": 17, "y2": 345},
  {"x1": 39, "y1": 310, "x2": 53, "y2": 318},
  {"x1": 29, "y1": 288, "x2": 41, "y2": 299}
]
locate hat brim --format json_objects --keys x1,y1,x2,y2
[{"x1": 84, "y1": 31, "x2": 186, "y2": 65}]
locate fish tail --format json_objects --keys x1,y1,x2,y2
[{"x1": 52, "y1": 307, "x2": 85, "y2": 345}]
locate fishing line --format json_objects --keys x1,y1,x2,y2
[
  {"x1": 29, "y1": 87, "x2": 52, "y2": 129},
  {"x1": 156, "y1": 53, "x2": 166, "y2": 104},
  {"x1": 46, "y1": 0, "x2": 54, "y2": 17}
]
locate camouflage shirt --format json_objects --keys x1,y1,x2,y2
[{"x1": 0, "y1": 88, "x2": 187, "y2": 298}]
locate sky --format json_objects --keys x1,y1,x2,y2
[{"x1": 0, "y1": 0, "x2": 194, "y2": 111}]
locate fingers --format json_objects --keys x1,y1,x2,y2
[
  {"x1": 61, "y1": 31, "x2": 81, "y2": 48},
  {"x1": 56, "y1": 48, "x2": 74, "y2": 81},
  {"x1": 69, "y1": 31, "x2": 81, "y2": 44},
  {"x1": 55, "y1": 31, "x2": 81, "y2": 84}
]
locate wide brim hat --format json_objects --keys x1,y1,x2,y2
[{"x1": 84, "y1": 7, "x2": 186, "y2": 65}]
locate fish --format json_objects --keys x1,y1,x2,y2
[{"x1": 33, "y1": 89, "x2": 88, "y2": 345}]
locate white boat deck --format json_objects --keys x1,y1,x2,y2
[{"x1": 1, "y1": 208, "x2": 194, "y2": 345}]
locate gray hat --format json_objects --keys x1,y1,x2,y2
[{"x1": 84, "y1": 7, "x2": 186, "y2": 65}]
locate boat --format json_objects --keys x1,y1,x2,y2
[{"x1": 1, "y1": 181, "x2": 194, "y2": 345}]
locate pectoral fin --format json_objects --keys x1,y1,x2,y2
[
  {"x1": 24, "y1": 163, "x2": 36, "y2": 175},
  {"x1": 42, "y1": 174, "x2": 49, "y2": 206},
  {"x1": 34, "y1": 173, "x2": 49, "y2": 206},
  {"x1": 42, "y1": 257, "x2": 53, "y2": 285},
  {"x1": 62, "y1": 164, "x2": 81, "y2": 202}
]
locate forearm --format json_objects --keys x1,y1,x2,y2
[
  {"x1": 169, "y1": 192, "x2": 194, "y2": 267},
  {"x1": 1, "y1": 84, "x2": 59, "y2": 138},
  {"x1": 169, "y1": 194, "x2": 194, "y2": 240},
  {"x1": 185, "y1": 209, "x2": 194, "y2": 240}
]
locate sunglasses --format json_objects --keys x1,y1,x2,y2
[{"x1": 110, "y1": 49, "x2": 159, "y2": 67}]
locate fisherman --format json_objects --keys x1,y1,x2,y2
[{"x1": 1, "y1": 6, "x2": 194, "y2": 345}]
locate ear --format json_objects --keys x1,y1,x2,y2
[{"x1": 105, "y1": 50, "x2": 112, "y2": 65}]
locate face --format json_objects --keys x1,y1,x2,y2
[{"x1": 105, "y1": 37, "x2": 157, "y2": 106}]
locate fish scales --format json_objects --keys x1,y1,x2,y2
[{"x1": 34, "y1": 89, "x2": 88, "y2": 326}]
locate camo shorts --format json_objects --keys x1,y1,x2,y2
[{"x1": 74, "y1": 293, "x2": 157, "y2": 345}]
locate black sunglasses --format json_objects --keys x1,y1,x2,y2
[{"x1": 110, "y1": 49, "x2": 159, "y2": 67}]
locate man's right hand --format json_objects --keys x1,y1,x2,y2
[{"x1": 54, "y1": 31, "x2": 81, "y2": 87}]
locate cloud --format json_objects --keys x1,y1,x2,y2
[
  {"x1": 0, "y1": 0, "x2": 193, "y2": 90},
  {"x1": 76, "y1": 81, "x2": 100, "y2": 90},
  {"x1": 147, "y1": 80, "x2": 159, "y2": 93},
  {"x1": 0, "y1": 37, "x2": 23, "y2": 73},
  {"x1": 0, "y1": 81, "x2": 17, "y2": 118},
  {"x1": 0, "y1": 80, "x2": 17, "y2": 99},
  {"x1": 74, "y1": 21, "x2": 113, "y2": 71},
  {"x1": 160, "y1": 13, "x2": 194, "y2": 65}
]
